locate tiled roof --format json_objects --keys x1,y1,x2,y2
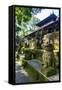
[{"x1": 36, "y1": 13, "x2": 57, "y2": 27}]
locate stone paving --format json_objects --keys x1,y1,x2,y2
[
  {"x1": 15, "y1": 62, "x2": 32, "y2": 83},
  {"x1": 15, "y1": 60, "x2": 59, "y2": 83},
  {"x1": 48, "y1": 74, "x2": 59, "y2": 81}
]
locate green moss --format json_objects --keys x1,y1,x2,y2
[
  {"x1": 23, "y1": 48, "x2": 43, "y2": 60},
  {"x1": 24, "y1": 63, "x2": 37, "y2": 81},
  {"x1": 22, "y1": 60, "x2": 27, "y2": 67},
  {"x1": 23, "y1": 61, "x2": 48, "y2": 82},
  {"x1": 39, "y1": 74, "x2": 48, "y2": 82},
  {"x1": 16, "y1": 54, "x2": 20, "y2": 61},
  {"x1": 47, "y1": 67, "x2": 57, "y2": 77}
]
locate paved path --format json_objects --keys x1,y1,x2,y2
[
  {"x1": 15, "y1": 62, "x2": 32, "y2": 84},
  {"x1": 15, "y1": 60, "x2": 59, "y2": 83},
  {"x1": 48, "y1": 74, "x2": 59, "y2": 81}
]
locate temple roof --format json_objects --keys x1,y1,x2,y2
[
  {"x1": 36, "y1": 13, "x2": 57, "y2": 27},
  {"x1": 22, "y1": 13, "x2": 59, "y2": 39}
]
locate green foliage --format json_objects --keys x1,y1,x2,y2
[
  {"x1": 15, "y1": 7, "x2": 32, "y2": 24},
  {"x1": 22, "y1": 60, "x2": 27, "y2": 67},
  {"x1": 15, "y1": 7, "x2": 59, "y2": 82},
  {"x1": 54, "y1": 51, "x2": 59, "y2": 67},
  {"x1": 54, "y1": 31, "x2": 59, "y2": 38},
  {"x1": 45, "y1": 44, "x2": 53, "y2": 51},
  {"x1": 16, "y1": 54, "x2": 20, "y2": 61},
  {"x1": 47, "y1": 67, "x2": 57, "y2": 77},
  {"x1": 15, "y1": 7, "x2": 41, "y2": 25},
  {"x1": 54, "y1": 31, "x2": 59, "y2": 50},
  {"x1": 23, "y1": 48, "x2": 43, "y2": 60},
  {"x1": 24, "y1": 50, "x2": 32, "y2": 60},
  {"x1": 15, "y1": 7, "x2": 42, "y2": 47},
  {"x1": 54, "y1": 41, "x2": 59, "y2": 50}
]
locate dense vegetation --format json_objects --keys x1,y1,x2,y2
[{"x1": 15, "y1": 7, "x2": 59, "y2": 82}]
